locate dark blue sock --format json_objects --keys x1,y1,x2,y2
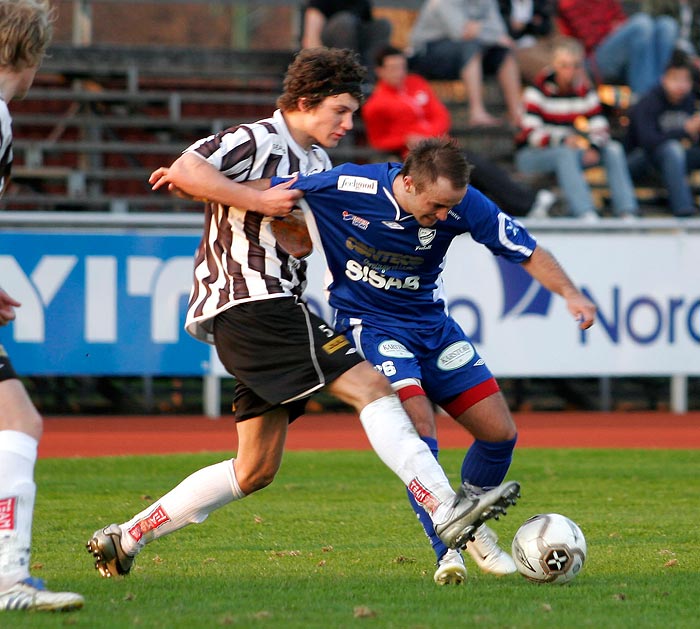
[
  {"x1": 405, "y1": 435, "x2": 448, "y2": 562},
  {"x1": 460, "y1": 435, "x2": 518, "y2": 488}
]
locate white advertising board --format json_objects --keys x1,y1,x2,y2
[{"x1": 301, "y1": 231, "x2": 700, "y2": 377}]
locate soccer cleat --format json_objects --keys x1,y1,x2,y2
[
  {"x1": 434, "y1": 480, "x2": 520, "y2": 550},
  {"x1": 0, "y1": 577, "x2": 84, "y2": 612},
  {"x1": 86, "y1": 524, "x2": 135, "y2": 578},
  {"x1": 433, "y1": 548, "x2": 467, "y2": 585},
  {"x1": 465, "y1": 524, "x2": 516, "y2": 575}
]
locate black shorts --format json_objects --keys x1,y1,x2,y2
[
  {"x1": 0, "y1": 345, "x2": 19, "y2": 382},
  {"x1": 213, "y1": 297, "x2": 363, "y2": 422}
]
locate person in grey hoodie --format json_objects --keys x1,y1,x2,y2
[{"x1": 408, "y1": 0, "x2": 523, "y2": 127}]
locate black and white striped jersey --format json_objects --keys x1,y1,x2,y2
[
  {"x1": 0, "y1": 99, "x2": 13, "y2": 197},
  {"x1": 184, "y1": 109, "x2": 332, "y2": 344}
]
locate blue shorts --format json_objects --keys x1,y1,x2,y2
[{"x1": 336, "y1": 314, "x2": 494, "y2": 406}]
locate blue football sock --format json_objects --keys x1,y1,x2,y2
[
  {"x1": 405, "y1": 435, "x2": 448, "y2": 562},
  {"x1": 460, "y1": 435, "x2": 518, "y2": 488}
]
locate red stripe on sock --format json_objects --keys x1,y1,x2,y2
[{"x1": 396, "y1": 385, "x2": 426, "y2": 403}]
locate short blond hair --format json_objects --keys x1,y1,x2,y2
[
  {"x1": 0, "y1": 0, "x2": 54, "y2": 70},
  {"x1": 552, "y1": 37, "x2": 585, "y2": 61}
]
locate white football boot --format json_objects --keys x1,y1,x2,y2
[
  {"x1": 433, "y1": 548, "x2": 467, "y2": 585},
  {"x1": 466, "y1": 523, "x2": 516, "y2": 575}
]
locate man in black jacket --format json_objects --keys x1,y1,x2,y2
[{"x1": 625, "y1": 50, "x2": 700, "y2": 217}]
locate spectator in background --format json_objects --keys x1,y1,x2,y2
[
  {"x1": 515, "y1": 37, "x2": 639, "y2": 220},
  {"x1": 625, "y1": 50, "x2": 700, "y2": 217},
  {"x1": 675, "y1": 0, "x2": 700, "y2": 100},
  {"x1": 362, "y1": 45, "x2": 555, "y2": 217},
  {"x1": 499, "y1": 0, "x2": 558, "y2": 85},
  {"x1": 300, "y1": 0, "x2": 391, "y2": 80},
  {"x1": 556, "y1": 0, "x2": 679, "y2": 96},
  {"x1": 408, "y1": 0, "x2": 523, "y2": 127},
  {"x1": 362, "y1": 45, "x2": 451, "y2": 156}
]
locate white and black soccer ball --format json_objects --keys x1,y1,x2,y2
[{"x1": 511, "y1": 513, "x2": 587, "y2": 584}]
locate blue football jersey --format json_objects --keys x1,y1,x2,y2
[{"x1": 272, "y1": 162, "x2": 537, "y2": 328}]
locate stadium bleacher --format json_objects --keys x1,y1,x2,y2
[{"x1": 2, "y1": 7, "x2": 681, "y2": 216}]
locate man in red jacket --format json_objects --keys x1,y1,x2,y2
[
  {"x1": 361, "y1": 45, "x2": 555, "y2": 217},
  {"x1": 556, "y1": 0, "x2": 678, "y2": 95},
  {"x1": 362, "y1": 45, "x2": 451, "y2": 156}
]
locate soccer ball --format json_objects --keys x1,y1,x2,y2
[{"x1": 511, "y1": 513, "x2": 587, "y2": 584}]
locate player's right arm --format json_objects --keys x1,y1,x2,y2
[
  {"x1": 520, "y1": 246, "x2": 596, "y2": 330},
  {"x1": 149, "y1": 153, "x2": 301, "y2": 217}
]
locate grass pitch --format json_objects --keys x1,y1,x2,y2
[{"x1": 12, "y1": 448, "x2": 700, "y2": 628}]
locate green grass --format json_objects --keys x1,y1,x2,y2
[{"x1": 12, "y1": 449, "x2": 700, "y2": 628}]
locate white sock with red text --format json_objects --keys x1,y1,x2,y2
[
  {"x1": 358, "y1": 395, "x2": 455, "y2": 513},
  {"x1": 118, "y1": 458, "x2": 244, "y2": 556},
  {"x1": 0, "y1": 430, "x2": 37, "y2": 590}
]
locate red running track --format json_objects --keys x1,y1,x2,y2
[{"x1": 38, "y1": 411, "x2": 700, "y2": 458}]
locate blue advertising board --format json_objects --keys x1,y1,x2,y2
[
  {"x1": 2, "y1": 227, "x2": 699, "y2": 380},
  {"x1": 0, "y1": 231, "x2": 208, "y2": 375}
]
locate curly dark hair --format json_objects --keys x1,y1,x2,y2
[{"x1": 277, "y1": 47, "x2": 367, "y2": 112}]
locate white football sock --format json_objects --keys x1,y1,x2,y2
[
  {"x1": 0, "y1": 430, "x2": 38, "y2": 590},
  {"x1": 119, "y1": 458, "x2": 244, "y2": 556},
  {"x1": 358, "y1": 395, "x2": 455, "y2": 513}
]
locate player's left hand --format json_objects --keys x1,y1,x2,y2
[
  {"x1": 0, "y1": 289, "x2": 20, "y2": 327},
  {"x1": 254, "y1": 177, "x2": 303, "y2": 217}
]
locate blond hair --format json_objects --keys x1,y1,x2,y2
[
  {"x1": 552, "y1": 37, "x2": 585, "y2": 61},
  {"x1": 0, "y1": 0, "x2": 54, "y2": 70}
]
